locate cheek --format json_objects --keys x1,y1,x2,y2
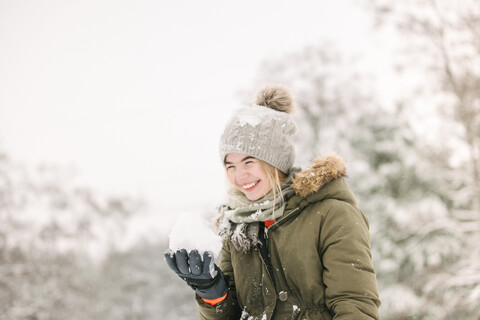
[
  {"x1": 262, "y1": 178, "x2": 272, "y2": 192},
  {"x1": 258, "y1": 172, "x2": 271, "y2": 189},
  {"x1": 255, "y1": 169, "x2": 268, "y2": 182},
  {"x1": 226, "y1": 171, "x2": 236, "y2": 185}
]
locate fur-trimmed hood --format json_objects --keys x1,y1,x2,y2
[{"x1": 291, "y1": 153, "x2": 347, "y2": 197}]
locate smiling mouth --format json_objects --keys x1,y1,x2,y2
[{"x1": 242, "y1": 180, "x2": 259, "y2": 190}]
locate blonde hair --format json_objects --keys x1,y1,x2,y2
[
  {"x1": 258, "y1": 160, "x2": 288, "y2": 218},
  {"x1": 258, "y1": 160, "x2": 287, "y2": 199}
]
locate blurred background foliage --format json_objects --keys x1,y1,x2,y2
[{"x1": 1, "y1": 0, "x2": 479, "y2": 319}]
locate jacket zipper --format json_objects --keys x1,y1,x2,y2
[{"x1": 266, "y1": 207, "x2": 300, "y2": 237}]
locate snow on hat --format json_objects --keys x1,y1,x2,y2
[{"x1": 220, "y1": 86, "x2": 297, "y2": 174}]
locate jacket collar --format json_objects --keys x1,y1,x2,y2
[
  {"x1": 270, "y1": 154, "x2": 350, "y2": 229},
  {"x1": 291, "y1": 153, "x2": 346, "y2": 197}
]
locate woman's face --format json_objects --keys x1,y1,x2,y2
[{"x1": 225, "y1": 153, "x2": 272, "y2": 201}]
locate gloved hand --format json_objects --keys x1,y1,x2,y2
[{"x1": 164, "y1": 249, "x2": 228, "y2": 300}]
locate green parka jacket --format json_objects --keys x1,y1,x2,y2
[{"x1": 196, "y1": 154, "x2": 381, "y2": 319}]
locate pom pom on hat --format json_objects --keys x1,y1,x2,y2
[
  {"x1": 219, "y1": 85, "x2": 297, "y2": 174},
  {"x1": 255, "y1": 85, "x2": 294, "y2": 114}
]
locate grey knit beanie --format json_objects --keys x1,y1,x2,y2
[{"x1": 220, "y1": 86, "x2": 297, "y2": 174}]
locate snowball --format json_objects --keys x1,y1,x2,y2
[{"x1": 168, "y1": 211, "x2": 222, "y2": 259}]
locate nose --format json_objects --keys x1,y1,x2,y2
[{"x1": 236, "y1": 167, "x2": 249, "y2": 181}]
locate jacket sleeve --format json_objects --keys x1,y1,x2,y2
[
  {"x1": 319, "y1": 200, "x2": 381, "y2": 320},
  {"x1": 196, "y1": 241, "x2": 242, "y2": 319}
]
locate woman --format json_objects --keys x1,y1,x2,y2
[{"x1": 165, "y1": 86, "x2": 381, "y2": 319}]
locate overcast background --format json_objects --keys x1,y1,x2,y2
[{"x1": 0, "y1": 0, "x2": 389, "y2": 237}]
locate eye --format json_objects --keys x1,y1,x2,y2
[{"x1": 226, "y1": 165, "x2": 234, "y2": 171}]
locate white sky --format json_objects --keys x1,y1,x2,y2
[{"x1": 0, "y1": 0, "x2": 389, "y2": 238}]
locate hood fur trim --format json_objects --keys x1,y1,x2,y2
[{"x1": 292, "y1": 154, "x2": 346, "y2": 197}]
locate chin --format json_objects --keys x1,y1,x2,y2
[{"x1": 246, "y1": 193, "x2": 264, "y2": 201}]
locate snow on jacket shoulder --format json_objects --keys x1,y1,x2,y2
[{"x1": 196, "y1": 154, "x2": 381, "y2": 320}]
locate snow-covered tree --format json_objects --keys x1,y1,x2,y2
[
  {"x1": 363, "y1": 1, "x2": 480, "y2": 318},
  {"x1": 366, "y1": 0, "x2": 480, "y2": 209},
  {"x1": 0, "y1": 148, "x2": 145, "y2": 319}
]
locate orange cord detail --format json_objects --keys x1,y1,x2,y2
[{"x1": 202, "y1": 293, "x2": 228, "y2": 306}]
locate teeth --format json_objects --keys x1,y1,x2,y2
[{"x1": 243, "y1": 181, "x2": 257, "y2": 189}]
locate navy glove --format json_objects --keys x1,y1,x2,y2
[{"x1": 164, "y1": 249, "x2": 228, "y2": 300}]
